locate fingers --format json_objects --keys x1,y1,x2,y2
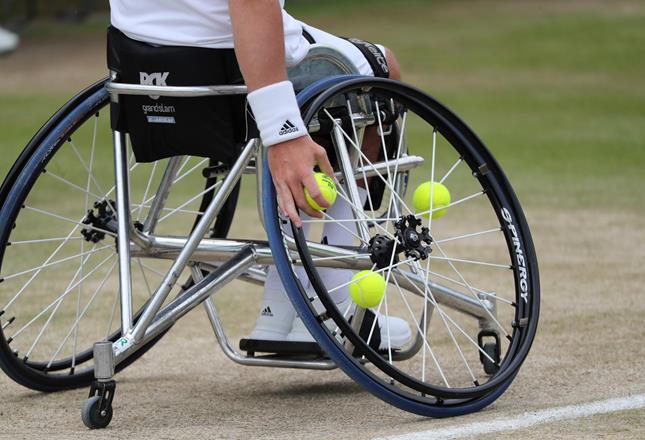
[
  {"x1": 300, "y1": 172, "x2": 328, "y2": 215},
  {"x1": 291, "y1": 171, "x2": 322, "y2": 218},
  {"x1": 315, "y1": 146, "x2": 336, "y2": 181},
  {"x1": 268, "y1": 137, "x2": 337, "y2": 227},
  {"x1": 275, "y1": 181, "x2": 303, "y2": 228}
]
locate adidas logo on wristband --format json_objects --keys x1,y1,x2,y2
[{"x1": 279, "y1": 120, "x2": 299, "y2": 136}]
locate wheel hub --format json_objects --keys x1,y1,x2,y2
[
  {"x1": 368, "y1": 215, "x2": 433, "y2": 269},
  {"x1": 395, "y1": 215, "x2": 433, "y2": 261},
  {"x1": 81, "y1": 200, "x2": 118, "y2": 243}
]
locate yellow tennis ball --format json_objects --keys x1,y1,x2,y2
[
  {"x1": 305, "y1": 172, "x2": 337, "y2": 211},
  {"x1": 349, "y1": 270, "x2": 386, "y2": 308},
  {"x1": 412, "y1": 181, "x2": 451, "y2": 219}
]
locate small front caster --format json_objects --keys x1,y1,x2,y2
[
  {"x1": 82, "y1": 395, "x2": 113, "y2": 429},
  {"x1": 82, "y1": 379, "x2": 115, "y2": 429}
]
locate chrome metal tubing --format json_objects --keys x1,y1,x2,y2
[
  {"x1": 130, "y1": 238, "x2": 488, "y2": 319},
  {"x1": 93, "y1": 341, "x2": 115, "y2": 381},
  {"x1": 115, "y1": 247, "x2": 256, "y2": 363},
  {"x1": 336, "y1": 155, "x2": 423, "y2": 184},
  {"x1": 331, "y1": 123, "x2": 371, "y2": 242},
  {"x1": 143, "y1": 156, "x2": 183, "y2": 235},
  {"x1": 113, "y1": 130, "x2": 134, "y2": 335},
  {"x1": 130, "y1": 236, "x2": 372, "y2": 269},
  {"x1": 130, "y1": 139, "x2": 258, "y2": 343},
  {"x1": 199, "y1": 277, "x2": 336, "y2": 370},
  {"x1": 106, "y1": 82, "x2": 248, "y2": 99},
  {"x1": 199, "y1": 262, "x2": 268, "y2": 287},
  {"x1": 308, "y1": 113, "x2": 375, "y2": 135}
]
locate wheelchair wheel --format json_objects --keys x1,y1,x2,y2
[
  {"x1": 265, "y1": 77, "x2": 539, "y2": 416},
  {"x1": 0, "y1": 79, "x2": 239, "y2": 392}
]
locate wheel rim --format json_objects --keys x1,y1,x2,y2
[{"x1": 279, "y1": 78, "x2": 539, "y2": 402}]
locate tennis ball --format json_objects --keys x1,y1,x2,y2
[
  {"x1": 349, "y1": 270, "x2": 386, "y2": 308},
  {"x1": 305, "y1": 172, "x2": 337, "y2": 211},
  {"x1": 412, "y1": 181, "x2": 451, "y2": 219}
]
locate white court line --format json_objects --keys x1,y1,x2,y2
[{"x1": 374, "y1": 394, "x2": 645, "y2": 440}]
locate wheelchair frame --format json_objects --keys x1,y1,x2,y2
[
  {"x1": 98, "y1": 99, "x2": 498, "y2": 373},
  {"x1": 71, "y1": 45, "x2": 506, "y2": 427}
]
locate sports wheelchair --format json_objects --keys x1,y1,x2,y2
[{"x1": 0, "y1": 45, "x2": 539, "y2": 428}]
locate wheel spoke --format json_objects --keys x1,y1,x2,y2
[
  {"x1": 396, "y1": 268, "x2": 496, "y2": 364},
  {"x1": 326, "y1": 258, "x2": 415, "y2": 294},
  {"x1": 11, "y1": 252, "x2": 114, "y2": 351},
  {"x1": 137, "y1": 258, "x2": 154, "y2": 298},
  {"x1": 415, "y1": 190, "x2": 486, "y2": 218},
  {"x1": 427, "y1": 255, "x2": 511, "y2": 270},
  {"x1": 433, "y1": 241, "x2": 510, "y2": 338},
  {"x1": 2, "y1": 224, "x2": 86, "y2": 312},
  {"x1": 420, "y1": 127, "x2": 438, "y2": 382},
  {"x1": 309, "y1": 254, "x2": 371, "y2": 262},
  {"x1": 47, "y1": 260, "x2": 117, "y2": 369},
  {"x1": 434, "y1": 227, "x2": 502, "y2": 244},
  {"x1": 1, "y1": 244, "x2": 112, "y2": 282},
  {"x1": 138, "y1": 261, "x2": 166, "y2": 278},
  {"x1": 439, "y1": 157, "x2": 463, "y2": 184},
  {"x1": 156, "y1": 180, "x2": 221, "y2": 224},
  {"x1": 422, "y1": 267, "x2": 514, "y2": 306},
  {"x1": 136, "y1": 161, "x2": 159, "y2": 221},
  {"x1": 22, "y1": 206, "x2": 117, "y2": 238},
  {"x1": 9, "y1": 237, "x2": 85, "y2": 246},
  {"x1": 391, "y1": 276, "x2": 451, "y2": 387},
  {"x1": 43, "y1": 170, "x2": 105, "y2": 202}
]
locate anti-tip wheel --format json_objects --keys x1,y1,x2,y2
[
  {"x1": 481, "y1": 342, "x2": 501, "y2": 375},
  {"x1": 81, "y1": 395, "x2": 113, "y2": 429}
]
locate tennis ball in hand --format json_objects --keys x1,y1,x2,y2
[
  {"x1": 412, "y1": 181, "x2": 451, "y2": 219},
  {"x1": 305, "y1": 172, "x2": 337, "y2": 211},
  {"x1": 349, "y1": 270, "x2": 386, "y2": 308}
]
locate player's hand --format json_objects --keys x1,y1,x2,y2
[{"x1": 267, "y1": 136, "x2": 335, "y2": 228}]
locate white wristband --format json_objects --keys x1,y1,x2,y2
[{"x1": 247, "y1": 80, "x2": 307, "y2": 147}]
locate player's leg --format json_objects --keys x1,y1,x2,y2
[{"x1": 248, "y1": 25, "x2": 412, "y2": 350}]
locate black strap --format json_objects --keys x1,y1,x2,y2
[
  {"x1": 345, "y1": 37, "x2": 390, "y2": 78},
  {"x1": 302, "y1": 28, "x2": 316, "y2": 44}
]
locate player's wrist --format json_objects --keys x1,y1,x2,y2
[{"x1": 247, "y1": 80, "x2": 307, "y2": 147}]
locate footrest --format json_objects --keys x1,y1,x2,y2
[{"x1": 239, "y1": 338, "x2": 324, "y2": 356}]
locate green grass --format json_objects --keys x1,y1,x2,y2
[{"x1": 1, "y1": 0, "x2": 644, "y2": 212}]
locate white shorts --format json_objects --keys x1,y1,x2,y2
[{"x1": 298, "y1": 23, "x2": 386, "y2": 77}]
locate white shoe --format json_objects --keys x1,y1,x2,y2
[
  {"x1": 248, "y1": 297, "x2": 295, "y2": 342},
  {"x1": 287, "y1": 299, "x2": 413, "y2": 351},
  {"x1": 0, "y1": 27, "x2": 19, "y2": 55}
]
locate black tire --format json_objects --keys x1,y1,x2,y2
[
  {"x1": 265, "y1": 77, "x2": 540, "y2": 416},
  {"x1": 81, "y1": 395, "x2": 112, "y2": 429},
  {"x1": 0, "y1": 79, "x2": 238, "y2": 392}
]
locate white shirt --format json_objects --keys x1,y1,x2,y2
[{"x1": 109, "y1": 0, "x2": 310, "y2": 66}]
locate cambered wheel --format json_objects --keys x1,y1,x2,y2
[
  {"x1": 266, "y1": 77, "x2": 539, "y2": 417},
  {"x1": 0, "y1": 79, "x2": 238, "y2": 392}
]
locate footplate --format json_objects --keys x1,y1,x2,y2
[{"x1": 239, "y1": 339, "x2": 324, "y2": 356}]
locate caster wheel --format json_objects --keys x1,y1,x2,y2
[
  {"x1": 481, "y1": 342, "x2": 501, "y2": 375},
  {"x1": 81, "y1": 395, "x2": 113, "y2": 429}
]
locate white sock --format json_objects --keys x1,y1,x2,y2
[
  {"x1": 250, "y1": 216, "x2": 311, "y2": 340},
  {"x1": 318, "y1": 187, "x2": 368, "y2": 305}
]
